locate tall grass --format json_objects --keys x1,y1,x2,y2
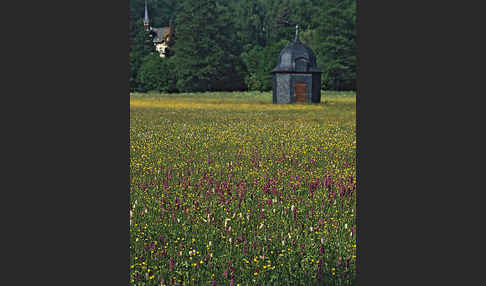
[{"x1": 130, "y1": 91, "x2": 356, "y2": 285}]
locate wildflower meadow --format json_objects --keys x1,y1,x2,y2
[{"x1": 130, "y1": 91, "x2": 356, "y2": 285}]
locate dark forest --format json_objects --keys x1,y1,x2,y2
[{"x1": 129, "y1": 0, "x2": 356, "y2": 92}]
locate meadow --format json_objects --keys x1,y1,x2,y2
[{"x1": 130, "y1": 91, "x2": 356, "y2": 285}]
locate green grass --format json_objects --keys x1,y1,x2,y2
[{"x1": 130, "y1": 91, "x2": 356, "y2": 285}]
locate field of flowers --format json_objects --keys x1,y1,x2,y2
[{"x1": 130, "y1": 91, "x2": 356, "y2": 285}]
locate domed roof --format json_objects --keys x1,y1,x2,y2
[{"x1": 272, "y1": 39, "x2": 321, "y2": 73}]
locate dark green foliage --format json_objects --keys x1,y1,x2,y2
[
  {"x1": 129, "y1": 0, "x2": 181, "y2": 27},
  {"x1": 315, "y1": 0, "x2": 356, "y2": 90},
  {"x1": 136, "y1": 55, "x2": 161, "y2": 92},
  {"x1": 130, "y1": 19, "x2": 159, "y2": 92},
  {"x1": 232, "y1": 0, "x2": 267, "y2": 47},
  {"x1": 171, "y1": 0, "x2": 246, "y2": 92},
  {"x1": 129, "y1": 0, "x2": 356, "y2": 92},
  {"x1": 240, "y1": 45, "x2": 265, "y2": 91},
  {"x1": 137, "y1": 55, "x2": 177, "y2": 93},
  {"x1": 129, "y1": 54, "x2": 140, "y2": 92},
  {"x1": 241, "y1": 40, "x2": 289, "y2": 91},
  {"x1": 268, "y1": 0, "x2": 295, "y2": 43}
]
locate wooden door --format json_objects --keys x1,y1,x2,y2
[{"x1": 295, "y1": 82, "x2": 307, "y2": 102}]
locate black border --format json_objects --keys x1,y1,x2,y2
[
  {"x1": 32, "y1": 1, "x2": 130, "y2": 284},
  {"x1": 25, "y1": 0, "x2": 479, "y2": 284},
  {"x1": 356, "y1": 0, "x2": 473, "y2": 283}
]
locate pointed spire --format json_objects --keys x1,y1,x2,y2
[
  {"x1": 295, "y1": 24, "x2": 299, "y2": 42},
  {"x1": 144, "y1": 0, "x2": 150, "y2": 26}
]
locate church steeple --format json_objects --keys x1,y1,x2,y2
[
  {"x1": 295, "y1": 24, "x2": 299, "y2": 42},
  {"x1": 143, "y1": 0, "x2": 150, "y2": 30}
]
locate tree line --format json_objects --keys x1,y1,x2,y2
[{"x1": 129, "y1": 0, "x2": 356, "y2": 93}]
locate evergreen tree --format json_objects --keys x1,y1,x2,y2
[
  {"x1": 137, "y1": 54, "x2": 177, "y2": 92},
  {"x1": 240, "y1": 44, "x2": 265, "y2": 91},
  {"x1": 269, "y1": 0, "x2": 294, "y2": 44},
  {"x1": 129, "y1": 19, "x2": 158, "y2": 91},
  {"x1": 172, "y1": 0, "x2": 245, "y2": 92},
  {"x1": 315, "y1": 0, "x2": 356, "y2": 90},
  {"x1": 137, "y1": 54, "x2": 164, "y2": 92},
  {"x1": 129, "y1": 0, "x2": 357, "y2": 92},
  {"x1": 241, "y1": 40, "x2": 289, "y2": 91},
  {"x1": 233, "y1": 0, "x2": 267, "y2": 47}
]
